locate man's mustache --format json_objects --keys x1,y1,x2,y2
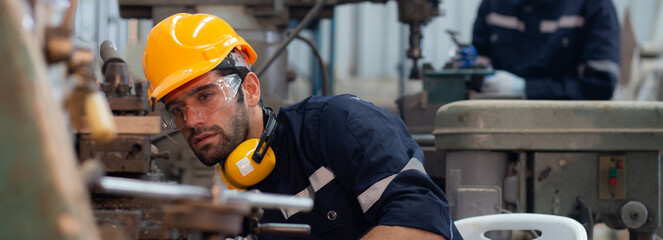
[{"x1": 187, "y1": 125, "x2": 224, "y2": 143}]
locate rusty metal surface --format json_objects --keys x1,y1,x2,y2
[
  {"x1": 455, "y1": 186, "x2": 502, "y2": 220},
  {"x1": 89, "y1": 176, "x2": 315, "y2": 238},
  {"x1": 92, "y1": 196, "x2": 172, "y2": 209},
  {"x1": 92, "y1": 197, "x2": 182, "y2": 239},
  {"x1": 95, "y1": 210, "x2": 141, "y2": 239},
  {"x1": 434, "y1": 100, "x2": 663, "y2": 151},
  {"x1": 107, "y1": 97, "x2": 149, "y2": 112},
  {"x1": 163, "y1": 201, "x2": 251, "y2": 235},
  {"x1": 445, "y1": 151, "x2": 508, "y2": 220},
  {"x1": 77, "y1": 38, "x2": 181, "y2": 239},
  {"x1": 79, "y1": 134, "x2": 151, "y2": 173}
]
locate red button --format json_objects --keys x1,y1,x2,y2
[
  {"x1": 609, "y1": 177, "x2": 618, "y2": 187},
  {"x1": 617, "y1": 161, "x2": 625, "y2": 168}
]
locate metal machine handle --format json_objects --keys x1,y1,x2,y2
[
  {"x1": 253, "y1": 223, "x2": 311, "y2": 236},
  {"x1": 99, "y1": 40, "x2": 126, "y2": 74},
  {"x1": 95, "y1": 176, "x2": 314, "y2": 212},
  {"x1": 226, "y1": 190, "x2": 313, "y2": 213},
  {"x1": 97, "y1": 176, "x2": 212, "y2": 199}
]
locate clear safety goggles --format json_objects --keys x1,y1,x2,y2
[{"x1": 161, "y1": 74, "x2": 242, "y2": 130}]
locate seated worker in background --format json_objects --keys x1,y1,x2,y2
[
  {"x1": 143, "y1": 13, "x2": 461, "y2": 240},
  {"x1": 472, "y1": 0, "x2": 620, "y2": 100}
]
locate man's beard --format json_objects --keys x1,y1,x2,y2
[{"x1": 188, "y1": 105, "x2": 249, "y2": 166}]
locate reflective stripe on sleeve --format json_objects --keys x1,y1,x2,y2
[
  {"x1": 540, "y1": 16, "x2": 585, "y2": 33},
  {"x1": 281, "y1": 167, "x2": 335, "y2": 219},
  {"x1": 486, "y1": 13, "x2": 525, "y2": 32},
  {"x1": 357, "y1": 158, "x2": 427, "y2": 213},
  {"x1": 588, "y1": 60, "x2": 620, "y2": 78},
  {"x1": 309, "y1": 166, "x2": 335, "y2": 191}
]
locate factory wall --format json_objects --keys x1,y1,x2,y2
[{"x1": 73, "y1": 0, "x2": 663, "y2": 108}]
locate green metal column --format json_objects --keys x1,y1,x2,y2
[{"x1": 0, "y1": 0, "x2": 100, "y2": 239}]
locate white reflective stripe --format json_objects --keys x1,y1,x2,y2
[
  {"x1": 588, "y1": 60, "x2": 620, "y2": 78},
  {"x1": 540, "y1": 20, "x2": 558, "y2": 33},
  {"x1": 486, "y1": 12, "x2": 525, "y2": 32},
  {"x1": 559, "y1": 16, "x2": 585, "y2": 28},
  {"x1": 540, "y1": 16, "x2": 585, "y2": 33},
  {"x1": 357, "y1": 158, "x2": 427, "y2": 213},
  {"x1": 280, "y1": 167, "x2": 335, "y2": 219},
  {"x1": 310, "y1": 166, "x2": 335, "y2": 191},
  {"x1": 358, "y1": 174, "x2": 397, "y2": 213},
  {"x1": 295, "y1": 185, "x2": 315, "y2": 199},
  {"x1": 403, "y1": 157, "x2": 426, "y2": 174},
  {"x1": 281, "y1": 205, "x2": 297, "y2": 220},
  {"x1": 281, "y1": 186, "x2": 315, "y2": 219}
]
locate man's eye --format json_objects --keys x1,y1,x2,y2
[
  {"x1": 169, "y1": 106, "x2": 184, "y2": 115},
  {"x1": 198, "y1": 91, "x2": 216, "y2": 101}
]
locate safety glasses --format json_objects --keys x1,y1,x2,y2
[{"x1": 161, "y1": 74, "x2": 242, "y2": 130}]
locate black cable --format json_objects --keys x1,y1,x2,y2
[
  {"x1": 294, "y1": 34, "x2": 330, "y2": 96},
  {"x1": 255, "y1": 0, "x2": 327, "y2": 78}
]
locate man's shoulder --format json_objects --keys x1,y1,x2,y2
[{"x1": 281, "y1": 94, "x2": 378, "y2": 115}]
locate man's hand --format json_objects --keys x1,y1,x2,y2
[
  {"x1": 361, "y1": 226, "x2": 447, "y2": 240},
  {"x1": 482, "y1": 70, "x2": 525, "y2": 95}
]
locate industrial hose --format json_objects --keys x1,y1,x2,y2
[
  {"x1": 294, "y1": 34, "x2": 330, "y2": 96},
  {"x1": 255, "y1": 0, "x2": 327, "y2": 79}
]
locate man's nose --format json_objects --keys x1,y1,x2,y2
[{"x1": 183, "y1": 107, "x2": 205, "y2": 128}]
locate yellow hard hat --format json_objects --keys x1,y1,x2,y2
[{"x1": 143, "y1": 13, "x2": 258, "y2": 101}]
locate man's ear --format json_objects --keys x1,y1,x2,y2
[{"x1": 242, "y1": 72, "x2": 261, "y2": 107}]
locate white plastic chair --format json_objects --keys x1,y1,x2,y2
[{"x1": 454, "y1": 213, "x2": 588, "y2": 240}]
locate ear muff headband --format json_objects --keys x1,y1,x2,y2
[
  {"x1": 253, "y1": 107, "x2": 277, "y2": 163},
  {"x1": 220, "y1": 107, "x2": 277, "y2": 189}
]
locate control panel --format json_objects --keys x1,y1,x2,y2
[{"x1": 598, "y1": 155, "x2": 626, "y2": 200}]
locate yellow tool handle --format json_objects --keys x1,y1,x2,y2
[{"x1": 84, "y1": 92, "x2": 117, "y2": 142}]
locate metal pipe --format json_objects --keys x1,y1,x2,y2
[
  {"x1": 96, "y1": 177, "x2": 313, "y2": 212},
  {"x1": 227, "y1": 191, "x2": 313, "y2": 212},
  {"x1": 254, "y1": 223, "x2": 311, "y2": 236},
  {"x1": 100, "y1": 41, "x2": 121, "y2": 63},
  {"x1": 254, "y1": 0, "x2": 327, "y2": 77},
  {"x1": 98, "y1": 176, "x2": 213, "y2": 200},
  {"x1": 100, "y1": 40, "x2": 126, "y2": 74},
  {"x1": 411, "y1": 133, "x2": 435, "y2": 146},
  {"x1": 407, "y1": 22, "x2": 422, "y2": 79}
]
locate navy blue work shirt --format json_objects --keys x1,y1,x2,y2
[
  {"x1": 250, "y1": 94, "x2": 461, "y2": 239},
  {"x1": 472, "y1": 0, "x2": 620, "y2": 100}
]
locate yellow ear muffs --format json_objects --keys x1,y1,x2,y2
[
  {"x1": 217, "y1": 107, "x2": 277, "y2": 190},
  {"x1": 221, "y1": 138, "x2": 276, "y2": 189},
  {"x1": 215, "y1": 165, "x2": 243, "y2": 190}
]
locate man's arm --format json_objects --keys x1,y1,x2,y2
[
  {"x1": 315, "y1": 95, "x2": 461, "y2": 239},
  {"x1": 471, "y1": 0, "x2": 491, "y2": 58},
  {"x1": 362, "y1": 226, "x2": 447, "y2": 240}
]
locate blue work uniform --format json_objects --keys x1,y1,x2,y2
[
  {"x1": 250, "y1": 94, "x2": 461, "y2": 239},
  {"x1": 472, "y1": 0, "x2": 620, "y2": 100}
]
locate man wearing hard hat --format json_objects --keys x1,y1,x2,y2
[{"x1": 143, "y1": 13, "x2": 461, "y2": 240}]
